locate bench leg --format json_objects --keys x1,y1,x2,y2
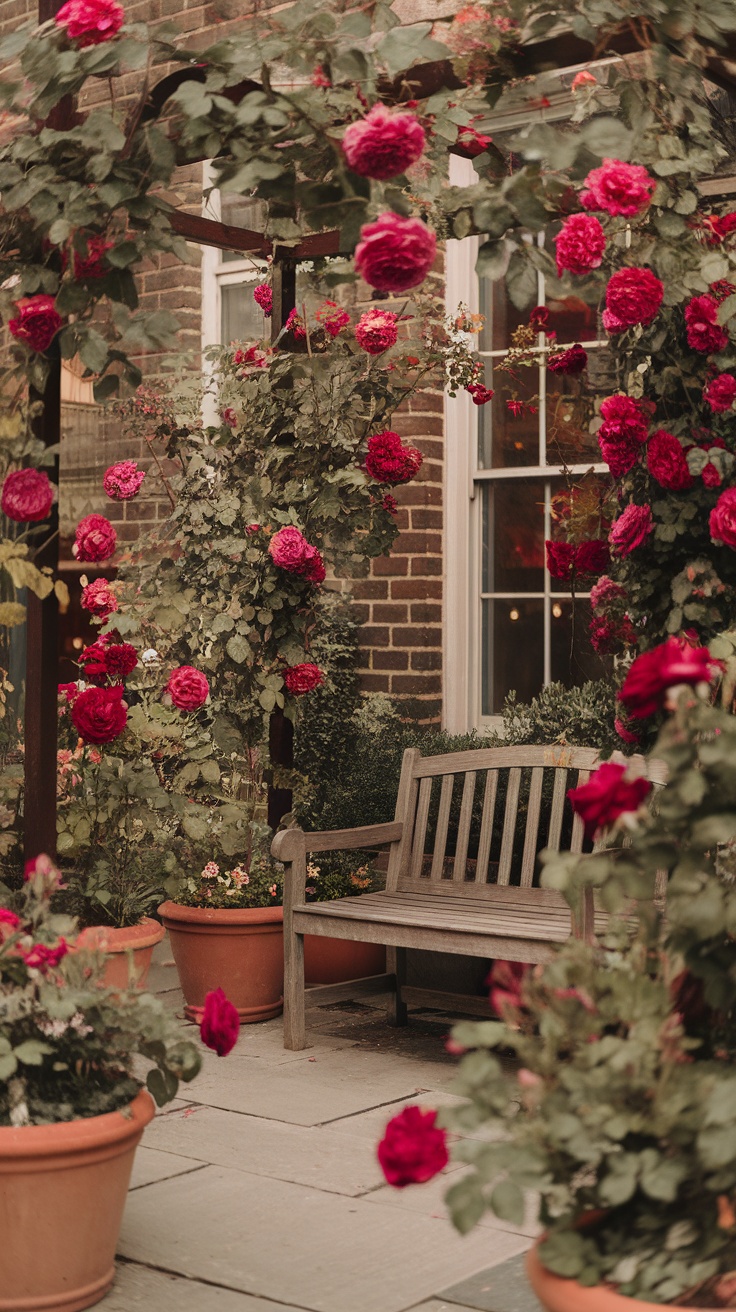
[
  {"x1": 387, "y1": 946, "x2": 408, "y2": 1027},
  {"x1": 283, "y1": 929, "x2": 306, "y2": 1050}
]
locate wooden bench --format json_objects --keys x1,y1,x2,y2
[{"x1": 271, "y1": 743, "x2": 664, "y2": 1050}]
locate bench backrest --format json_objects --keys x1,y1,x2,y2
[{"x1": 386, "y1": 745, "x2": 664, "y2": 896}]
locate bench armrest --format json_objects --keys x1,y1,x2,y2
[{"x1": 271, "y1": 822, "x2": 403, "y2": 912}]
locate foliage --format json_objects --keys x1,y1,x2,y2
[
  {"x1": 0, "y1": 862, "x2": 201, "y2": 1124},
  {"x1": 441, "y1": 684, "x2": 736, "y2": 1303},
  {"x1": 304, "y1": 852, "x2": 381, "y2": 903},
  {"x1": 499, "y1": 680, "x2": 620, "y2": 756},
  {"x1": 169, "y1": 850, "x2": 283, "y2": 910}
]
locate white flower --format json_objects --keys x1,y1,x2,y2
[{"x1": 141, "y1": 649, "x2": 160, "y2": 665}]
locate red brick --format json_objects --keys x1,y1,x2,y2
[
  {"x1": 351, "y1": 604, "x2": 371, "y2": 624},
  {"x1": 372, "y1": 554, "x2": 408, "y2": 577},
  {"x1": 394, "y1": 532, "x2": 441, "y2": 554},
  {"x1": 393, "y1": 415, "x2": 444, "y2": 438},
  {"x1": 409, "y1": 393, "x2": 444, "y2": 413},
  {"x1": 373, "y1": 603, "x2": 408, "y2": 624},
  {"x1": 358, "y1": 625, "x2": 390, "y2": 646},
  {"x1": 391, "y1": 579, "x2": 442, "y2": 600},
  {"x1": 392, "y1": 626, "x2": 442, "y2": 648},
  {"x1": 411, "y1": 650, "x2": 443, "y2": 671},
  {"x1": 411, "y1": 509, "x2": 443, "y2": 530},
  {"x1": 411, "y1": 557, "x2": 443, "y2": 576},
  {"x1": 360, "y1": 674, "x2": 391, "y2": 693},
  {"x1": 352, "y1": 579, "x2": 389, "y2": 600},
  {"x1": 410, "y1": 603, "x2": 442, "y2": 624},
  {"x1": 372, "y1": 650, "x2": 409, "y2": 671},
  {"x1": 391, "y1": 673, "x2": 442, "y2": 695}
]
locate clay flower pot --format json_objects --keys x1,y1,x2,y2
[
  {"x1": 0, "y1": 1088, "x2": 154, "y2": 1312},
  {"x1": 158, "y1": 901, "x2": 284, "y2": 1023},
  {"x1": 526, "y1": 1242, "x2": 716, "y2": 1312},
  {"x1": 75, "y1": 917, "x2": 165, "y2": 990},
  {"x1": 304, "y1": 935, "x2": 386, "y2": 985}
]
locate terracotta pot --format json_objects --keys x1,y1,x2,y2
[
  {"x1": 304, "y1": 935, "x2": 386, "y2": 985},
  {"x1": 158, "y1": 901, "x2": 283, "y2": 1023},
  {"x1": 0, "y1": 1088, "x2": 154, "y2": 1312},
  {"x1": 526, "y1": 1241, "x2": 715, "y2": 1312},
  {"x1": 74, "y1": 918, "x2": 165, "y2": 991}
]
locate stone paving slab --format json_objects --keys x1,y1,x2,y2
[
  {"x1": 364, "y1": 1174, "x2": 540, "y2": 1239},
  {"x1": 129, "y1": 1146, "x2": 209, "y2": 1192},
  {"x1": 141, "y1": 1103, "x2": 388, "y2": 1197},
  {"x1": 439, "y1": 1253, "x2": 542, "y2": 1312},
  {"x1": 118, "y1": 1164, "x2": 529, "y2": 1312},
  {"x1": 408, "y1": 1303, "x2": 490, "y2": 1312},
  {"x1": 99, "y1": 1260, "x2": 310, "y2": 1310},
  {"x1": 174, "y1": 1044, "x2": 455, "y2": 1126},
  {"x1": 325, "y1": 1090, "x2": 470, "y2": 1141}
]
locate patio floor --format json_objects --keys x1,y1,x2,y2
[{"x1": 99, "y1": 940, "x2": 542, "y2": 1312}]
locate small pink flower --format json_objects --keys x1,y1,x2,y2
[
  {"x1": 253, "y1": 283, "x2": 273, "y2": 315},
  {"x1": 355, "y1": 308, "x2": 398, "y2": 355},
  {"x1": 685, "y1": 295, "x2": 729, "y2": 354},
  {"x1": 284, "y1": 308, "x2": 306, "y2": 340},
  {"x1": 55, "y1": 0, "x2": 123, "y2": 44},
  {"x1": 316, "y1": 301, "x2": 350, "y2": 338},
  {"x1": 103, "y1": 460, "x2": 145, "y2": 501},
  {"x1": 456, "y1": 124, "x2": 493, "y2": 156},
  {"x1": 467, "y1": 383, "x2": 494, "y2": 404},
  {"x1": 80, "y1": 577, "x2": 117, "y2": 620},
  {"x1": 554, "y1": 213, "x2": 606, "y2": 276},
  {"x1": 568, "y1": 761, "x2": 652, "y2": 839},
  {"x1": 571, "y1": 70, "x2": 597, "y2": 91},
  {"x1": 69, "y1": 234, "x2": 114, "y2": 279},
  {"x1": 72, "y1": 514, "x2": 117, "y2": 563},
  {"x1": 200, "y1": 987, "x2": 240, "y2": 1056},
  {"x1": 0, "y1": 908, "x2": 21, "y2": 930},
  {"x1": 23, "y1": 938, "x2": 69, "y2": 973},
  {"x1": 354, "y1": 213, "x2": 436, "y2": 294},
  {"x1": 342, "y1": 104, "x2": 425, "y2": 179},
  {"x1": 220, "y1": 407, "x2": 238, "y2": 429},
  {"x1": 548, "y1": 343, "x2": 587, "y2": 375}
]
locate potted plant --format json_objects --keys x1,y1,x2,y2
[
  {"x1": 159, "y1": 839, "x2": 285, "y2": 1023},
  {"x1": 302, "y1": 852, "x2": 386, "y2": 984},
  {"x1": 376, "y1": 640, "x2": 736, "y2": 1310},
  {"x1": 0, "y1": 853, "x2": 205, "y2": 1312}
]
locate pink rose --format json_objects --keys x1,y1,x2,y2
[
  {"x1": 710, "y1": 487, "x2": 736, "y2": 548},
  {"x1": 554, "y1": 213, "x2": 606, "y2": 276},
  {"x1": 80, "y1": 577, "x2": 117, "y2": 619},
  {"x1": 283, "y1": 663, "x2": 324, "y2": 696},
  {"x1": 166, "y1": 666, "x2": 209, "y2": 711},
  {"x1": 685, "y1": 295, "x2": 729, "y2": 354},
  {"x1": 354, "y1": 213, "x2": 436, "y2": 294},
  {"x1": 603, "y1": 267, "x2": 663, "y2": 332},
  {"x1": 354, "y1": 308, "x2": 398, "y2": 355},
  {"x1": 342, "y1": 104, "x2": 426, "y2": 179},
  {"x1": 548, "y1": 343, "x2": 587, "y2": 374},
  {"x1": 609, "y1": 504, "x2": 653, "y2": 556},
  {"x1": 488, "y1": 959, "x2": 529, "y2": 1018},
  {"x1": 103, "y1": 460, "x2": 145, "y2": 500},
  {"x1": 79, "y1": 635, "x2": 137, "y2": 682},
  {"x1": 72, "y1": 513, "x2": 117, "y2": 563},
  {"x1": 8, "y1": 295, "x2": 63, "y2": 353},
  {"x1": 200, "y1": 987, "x2": 240, "y2": 1057},
  {"x1": 646, "y1": 429, "x2": 692, "y2": 490},
  {"x1": 590, "y1": 615, "x2": 636, "y2": 654},
  {"x1": 590, "y1": 576, "x2": 626, "y2": 610},
  {"x1": 364, "y1": 430, "x2": 422, "y2": 484},
  {"x1": 571, "y1": 70, "x2": 597, "y2": 91},
  {"x1": 54, "y1": 0, "x2": 124, "y2": 45},
  {"x1": 316, "y1": 301, "x2": 351, "y2": 337},
  {"x1": 702, "y1": 212, "x2": 736, "y2": 245},
  {"x1": 598, "y1": 437, "x2": 640, "y2": 479},
  {"x1": 377, "y1": 1105, "x2": 448, "y2": 1187},
  {"x1": 0, "y1": 908, "x2": 21, "y2": 930},
  {"x1": 619, "y1": 637, "x2": 717, "y2": 719},
  {"x1": 596, "y1": 393, "x2": 649, "y2": 476},
  {"x1": 71, "y1": 685, "x2": 127, "y2": 744},
  {"x1": 269, "y1": 526, "x2": 310, "y2": 572},
  {"x1": 704, "y1": 373, "x2": 736, "y2": 412},
  {"x1": 253, "y1": 283, "x2": 272, "y2": 315},
  {"x1": 568, "y1": 761, "x2": 652, "y2": 839},
  {"x1": 580, "y1": 158, "x2": 655, "y2": 217},
  {"x1": 1, "y1": 468, "x2": 54, "y2": 522}
]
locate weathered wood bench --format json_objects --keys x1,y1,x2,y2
[{"x1": 271, "y1": 743, "x2": 664, "y2": 1050}]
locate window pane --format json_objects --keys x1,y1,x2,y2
[
  {"x1": 220, "y1": 195, "x2": 267, "y2": 262},
  {"x1": 546, "y1": 372, "x2": 600, "y2": 466},
  {"x1": 550, "y1": 597, "x2": 611, "y2": 687},
  {"x1": 482, "y1": 598, "x2": 543, "y2": 715},
  {"x1": 221, "y1": 282, "x2": 267, "y2": 343},
  {"x1": 482, "y1": 482, "x2": 545, "y2": 593},
  {"x1": 546, "y1": 291, "x2": 599, "y2": 344}
]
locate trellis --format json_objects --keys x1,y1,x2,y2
[{"x1": 22, "y1": 3, "x2": 736, "y2": 856}]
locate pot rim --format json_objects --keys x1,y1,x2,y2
[
  {"x1": 75, "y1": 918, "x2": 165, "y2": 952},
  {"x1": 158, "y1": 900, "x2": 284, "y2": 926},
  {"x1": 0, "y1": 1088, "x2": 154, "y2": 1159},
  {"x1": 527, "y1": 1238, "x2": 721, "y2": 1312}
]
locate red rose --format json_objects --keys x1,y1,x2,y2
[
  {"x1": 702, "y1": 212, "x2": 736, "y2": 245},
  {"x1": 467, "y1": 383, "x2": 494, "y2": 405},
  {"x1": 646, "y1": 429, "x2": 692, "y2": 490},
  {"x1": 598, "y1": 394, "x2": 650, "y2": 444},
  {"x1": 609, "y1": 504, "x2": 653, "y2": 556},
  {"x1": 710, "y1": 487, "x2": 736, "y2": 548},
  {"x1": 283, "y1": 663, "x2": 324, "y2": 695},
  {"x1": 166, "y1": 666, "x2": 209, "y2": 711},
  {"x1": 54, "y1": 0, "x2": 124, "y2": 45},
  {"x1": 1, "y1": 468, "x2": 54, "y2": 522},
  {"x1": 598, "y1": 437, "x2": 640, "y2": 478},
  {"x1": 489, "y1": 959, "x2": 530, "y2": 1018},
  {"x1": 580, "y1": 159, "x2": 655, "y2": 217},
  {"x1": 269, "y1": 526, "x2": 324, "y2": 583},
  {"x1": 80, "y1": 636, "x2": 138, "y2": 682},
  {"x1": 529, "y1": 306, "x2": 550, "y2": 331},
  {"x1": 103, "y1": 460, "x2": 145, "y2": 500},
  {"x1": 315, "y1": 301, "x2": 351, "y2": 337},
  {"x1": 0, "y1": 908, "x2": 21, "y2": 930},
  {"x1": 200, "y1": 987, "x2": 240, "y2": 1057},
  {"x1": 71, "y1": 684, "x2": 128, "y2": 744},
  {"x1": 72, "y1": 513, "x2": 116, "y2": 563},
  {"x1": 548, "y1": 343, "x2": 587, "y2": 374},
  {"x1": 354, "y1": 213, "x2": 436, "y2": 294},
  {"x1": 545, "y1": 540, "x2": 575, "y2": 580},
  {"x1": 602, "y1": 267, "x2": 663, "y2": 332},
  {"x1": 618, "y1": 637, "x2": 717, "y2": 719},
  {"x1": 702, "y1": 462, "x2": 722, "y2": 488},
  {"x1": 685, "y1": 295, "x2": 729, "y2": 353},
  {"x1": 710, "y1": 279, "x2": 735, "y2": 304},
  {"x1": 342, "y1": 104, "x2": 425, "y2": 180},
  {"x1": 554, "y1": 213, "x2": 606, "y2": 276},
  {"x1": 381, "y1": 493, "x2": 398, "y2": 515},
  {"x1": 354, "y1": 309, "x2": 398, "y2": 355},
  {"x1": 253, "y1": 283, "x2": 272, "y2": 315},
  {"x1": 704, "y1": 373, "x2": 736, "y2": 412},
  {"x1": 8, "y1": 295, "x2": 63, "y2": 353},
  {"x1": 364, "y1": 430, "x2": 422, "y2": 484},
  {"x1": 456, "y1": 125, "x2": 493, "y2": 156},
  {"x1": 568, "y1": 761, "x2": 652, "y2": 839},
  {"x1": 80, "y1": 577, "x2": 117, "y2": 620},
  {"x1": 22, "y1": 938, "x2": 69, "y2": 973},
  {"x1": 68, "y1": 234, "x2": 114, "y2": 279},
  {"x1": 302, "y1": 545, "x2": 326, "y2": 585},
  {"x1": 377, "y1": 1105, "x2": 449, "y2": 1187},
  {"x1": 614, "y1": 716, "x2": 640, "y2": 745},
  {"x1": 575, "y1": 539, "x2": 610, "y2": 576}
]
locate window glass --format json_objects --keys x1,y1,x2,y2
[{"x1": 221, "y1": 281, "x2": 266, "y2": 343}]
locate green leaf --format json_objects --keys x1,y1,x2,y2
[
  {"x1": 226, "y1": 634, "x2": 250, "y2": 663},
  {"x1": 14, "y1": 1039, "x2": 53, "y2": 1065},
  {"x1": 490, "y1": 1179, "x2": 525, "y2": 1225}
]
